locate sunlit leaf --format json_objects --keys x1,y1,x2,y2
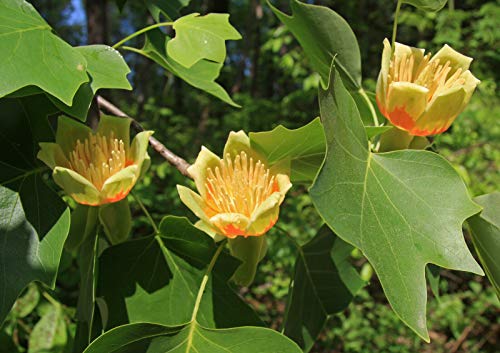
[
  {"x1": 28, "y1": 303, "x2": 67, "y2": 353},
  {"x1": 98, "y1": 216, "x2": 262, "y2": 330},
  {"x1": 168, "y1": 13, "x2": 241, "y2": 68},
  {"x1": 309, "y1": 67, "x2": 483, "y2": 341},
  {"x1": 0, "y1": 0, "x2": 88, "y2": 105},
  {"x1": 139, "y1": 30, "x2": 239, "y2": 107},
  {"x1": 250, "y1": 118, "x2": 325, "y2": 183},
  {"x1": 84, "y1": 321, "x2": 302, "y2": 353},
  {"x1": 269, "y1": 0, "x2": 361, "y2": 89}
]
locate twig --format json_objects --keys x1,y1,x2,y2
[{"x1": 96, "y1": 95, "x2": 192, "y2": 179}]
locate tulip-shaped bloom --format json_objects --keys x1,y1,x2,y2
[
  {"x1": 177, "y1": 131, "x2": 291, "y2": 239},
  {"x1": 38, "y1": 115, "x2": 152, "y2": 206},
  {"x1": 376, "y1": 39, "x2": 480, "y2": 136}
]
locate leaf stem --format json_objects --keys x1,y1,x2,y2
[
  {"x1": 131, "y1": 192, "x2": 159, "y2": 234},
  {"x1": 358, "y1": 88, "x2": 379, "y2": 126},
  {"x1": 190, "y1": 241, "x2": 226, "y2": 322},
  {"x1": 112, "y1": 22, "x2": 173, "y2": 49},
  {"x1": 391, "y1": 0, "x2": 402, "y2": 54}
]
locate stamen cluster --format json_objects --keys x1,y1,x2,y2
[
  {"x1": 388, "y1": 53, "x2": 466, "y2": 101},
  {"x1": 68, "y1": 132, "x2": 126, "y2": 190},
  {"x1": 205, "y1": 151, "x2": 278, "y2": 216}
]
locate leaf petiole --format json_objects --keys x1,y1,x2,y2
[
  {"x1": 131, "y1": 191, "x2": 159, "y2": 234},
  {"x1": 112, "y1": 22, "x2": 173, "y2": 49}
]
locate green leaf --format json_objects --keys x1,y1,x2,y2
[
  {"x1": 99, "y1": 198, "x2": 131, "y2": 245},
  {"x1": 0, "y1": 186, "x2": 70, "y2": 326},
  {"x1": 0, "y1": 0, "x2": 88, "y2": 105},
  {"x1": 365, "y1": 126, "x2": 393, "y2": 139},
  {"x1": 426, "y1": 264, "x2": 441, "y2": 299},
  {"x1": 351, "y1": 90, "x2": 386, "y2": 126},
  {"x1": 139, "y1": 30, "x2": 239, "y2": 107},
  {"x1": 28, "y1": 303, "x2": 67, "y2": 353},
  {"x1": 402, "y1": 0, "x2": 448, "y2": 12},
  {"x1": 66, "y1": 205, "x2": 99, "y2": 252},
  {"x1": 283, "y1": 226, "x2": 364, "y2": 351},
  {"x1": 11, "y1": 283, "x2": 40, "y2": 318},
  {"x1": 73, "y1": 232, "x2": 99, "y2": 353},
  {"x1": 84, "y1": 321, "x2": 302, "y2": 353},
  {"x1": 269, "y1": 0, "x2": 361, "y2": 89},
  {"x1": 309, "y1": 67, "x2": 483, "y2": 341},
  {"x1": 167, "y1": 13, "x2": 241, "y2": 68},
  {"x1": 0, "y1": 96, "x2": 70, "y2": 325},
  {"x1": 250, "y1": 118, "x2": 326, "y2": 183},
  {"x1": 49, "y1": 45, "x2": 132, "y2": 121},
  {"x1": 98, "y1": 216, "x2": 262, "y2": 330},
  {"x1": 468, "y1": 192, "x2": 500, "y2": 298}
]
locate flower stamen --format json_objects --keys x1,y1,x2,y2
[
  {"x1": 205, "y1": 152, "x2": 278, "y2": 217},
  {"x1": 68, "y1": 132, "x2": 126, "y2": 190}
]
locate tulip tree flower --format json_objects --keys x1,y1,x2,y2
[
  {"x1": 177, "y1": 131, "x2": 292, "y2": 285},
  {"x1": 376, "y1": 39, "x2": 480, "y2": 136},
  {"x1": 38, "y1": 115, "x2": 152, "y2": 206}
]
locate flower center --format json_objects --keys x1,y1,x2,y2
[
  {"x1": 68, "y1": 132, "x2": 127, "y2": 190},
  {"x1": 388, "y1": 53, "x2": 466, "y2": 101},
  {"x1": 204, "y1": 151, "x2": 278, "y2": 217}
]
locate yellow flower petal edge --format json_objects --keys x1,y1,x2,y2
[
  {"x1": 38, "y1": 115, "x2": 153, "y2": 206},
  {"x1": 376, "y1": 39, "x2": 480, "y2": 136}
]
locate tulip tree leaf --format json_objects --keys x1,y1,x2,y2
[
  {"x1": 0, "y1": 186, "x2": 70, "y2": 326},
  {"x1": 468, "y1": 192, "x2": 500, "y2": 298},
  {"x1": 98, "y1": 216, "x2": 262, "y2": 330},
  {"x1": 250, "y1": 118, "x2": 326, "y2": 183},
  {"x1": 139, "y1": 29, "x2": 239, "y2": 107},
  {"x1": 269, "y1": 0, "x2": 361, "y2": 90},
  {"x1": 83, "y1": 321, "x2": 302, "y2": 353},
  {"x1": 167, "y1": 13, "x2": 241, "y2": 68},
  {"x1": 283, "y1": 226, "x2": 365, "y2": 351},
  {"x1": 0, "y1": 95, "x2": 70, "y2": 325},
  {"x1": 309, "y1": 67, "x2": 483, "y2": 341},
  {"x1": 402, "y1": 0, "x2": 448, "y2": 12},
  {"x1": 0, "y1": 0, "x2": 88, "y2": 105},
  {"x1": 49, "y1": 44, "x2": 132, "y2": 121}
]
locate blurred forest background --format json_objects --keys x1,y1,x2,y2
[{"x1": 2, "y1": 0, "x2": 499, "y2": 352}]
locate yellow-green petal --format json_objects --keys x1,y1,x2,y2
[
  {"x1": 129, "y1": 130, "x2": 153, "y2": 168},
  {"x1": 100, "y1": 165, "x2": 138, "y2": 203},
  {"x1": 460, "y1": 70, "x2": 480, "y2": 104},
  {"x1": 177, "y1": 185, "x2": 212, "y2": 224},
  {"x1": 430, "y1": 44, "x2": 473, "y2": 72},
  {"x1": 37, "y1": 142, "x2": 69, "y2": 170},
  {"x1": 416, "y1": 86, "x2": 467, "y2": 134},
  {"x1": 228, "y1": 235, "x2": 268, "y2": 286},
  {"x1": 247, "y1": 193, "x2": 281, "y2": 235},
  {"x1": 194, "y1": 220, "x2": 225, "y2": 242},
  {"x1": 386, "y1": 82, "x2": 429, "y2": 121},
  {"x1": 275, "y1": 174, "x2": 292, "y2": 203},
  {"x1": 56, "y1": 115, "x2": 93, "y2": 155},
  {"x1": 187, "y1": 146, "x2": 221, "y2": 199},
  {"x1": 53, "y1": 166, "x2": 101, "y2": 205},
  {"x1": 97, "y1": 114, "x2": 131, "y2": 147},
  {"x1": 223, "y1": 130, "x2": 266, "y2": 164},
  {"x1": 393, "y1": 41, "x2": 425, "y2": 79}
]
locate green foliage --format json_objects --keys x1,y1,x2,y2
[
  {"x1": 310, "y1": 67, "x2": 483, "y2": 340},
  {"x1": 402, "y1": 0, "x2": 448, "y2": 12},
  {"x1": 283, "y1": 226, "x2": 365, "y2": 351},
  {"x1": 269, "y1": 0, "x2": 361, "y2": 89},
  {"x1": 0, "y1": 186, "x2": 70, "y2": 325},
  {"x1": 84, "y1": 322, "x2": 302, "y2": 353},
  {"x1": 468, "y1": 192, "x2": 500, "y2": 298},
  {"x1": 168, "y1": 13, "x2": 241, "y2": 68},
  {"x1": 250, "y1": 118, "x2": 325, "y2": 183}
]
